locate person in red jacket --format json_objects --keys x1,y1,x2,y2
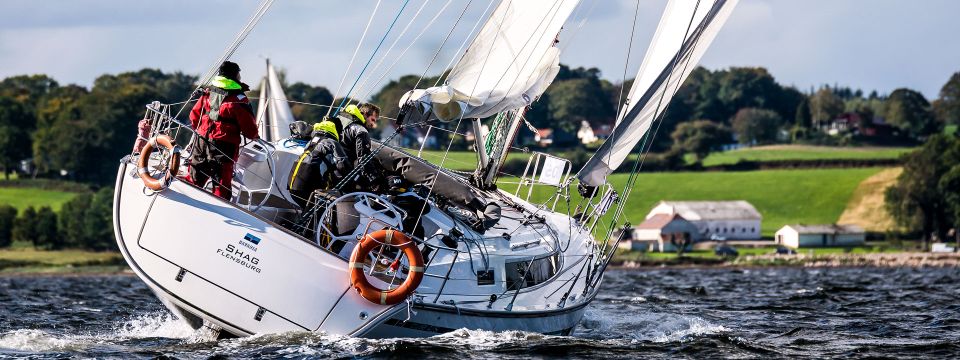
[{"x1": 188, "y1": 61, "x2": 259, "y2": 200}]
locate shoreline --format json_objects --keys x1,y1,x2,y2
[
  {"x1": 1, "y1": 252, "x2": 958, "y2": 276},
  {"x1": 612, "y1": 252, "x2": 960, "y2": 269}
]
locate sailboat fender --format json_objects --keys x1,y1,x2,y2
[
  {"x1": 137, "y1": 135, "x2": 181, "y2": 191},
  {"x1": 348, "y1": 229, "x2": 425, "y2": 305}
]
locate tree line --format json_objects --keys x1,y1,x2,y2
[
  {"x1": 0, "y1": 187, "x2": 114, "y2": 250},
  {"x1": 2, "y1": 66, "x2": 958, "y2": 183}
]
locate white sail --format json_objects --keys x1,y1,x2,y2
[
  {"x1": 578, "y1": 0, "x2": 738, "y2": 187},
  {"x1": 256, "y1": 61, "x2": 296, "y2": 142},
  {"x1": 400, "y1": 0, "x2": 579, "y2": 121}
]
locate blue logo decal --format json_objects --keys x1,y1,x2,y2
[{"x1": 243, "y1": 233, "x2": 262, "y2": 245}]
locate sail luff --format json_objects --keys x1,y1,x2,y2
[{"x1": 578, "y1": 0, "x2": 738, "y2": 188}]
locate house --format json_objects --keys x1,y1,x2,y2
[
  {"x1": 617, "y1": 213, "x2": 700, "y2": 252},
  {"x1": 534, "y1": 128, "x2": 554, "y2": 147},
  {"x1": 775, "y1": 224, "x2": 865, "y2": 248},
  {"x1": 576, "y1": 121, "x2": 614, "y2": 145},
  {"x1": 646, "y1": 201, "x2": 762, "y2": 240}
]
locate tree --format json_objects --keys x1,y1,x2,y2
[
  {"x1": 794, "y1": 98, "x2": 812, "y2": 128},
  {"x1": 84, "y1": 187, "x2": 115, "y2": 251},
  {"x1": 885, "y1": 135, "x2": 960, "y2": 248},
  {"x1": 0, "y1": 205, "x2": 16, "y2": 248},
  {"x1": 670, "y1": 120, "x2": 732, "y2": 163},
  {"x1": 884, "y1": 88, "x2": 938, "y2": 138},
  {"x1": 731, "y1": 108, "x2": 782, "y2": 145},
  {"x1": 809, "y1": 88, "x2": 843, "y2": 129},
  {"x1": 940, "y1": 165, "x2": 960, "y2": 249},
  {"x1": 0, "y1": 96, "x2": 35, "y2": 178},
  {"x1": 32, "y1": 206, "x2": 60, "y2": 250},
  {"x1": 285, "y1": 82, "x2": 334, "y2": 124},
  {"x1": 12, "y1": 206, "x2": 38, "y2": 245},
  {"x1": 934, "y1": 72, "x2": 960, "y2": 125},
  {"x1": 0, "y1": 74, "x2": 59, "y2": 112},
  {"x1": 59, "y1": 192, "x2": 93, "y2": 249},
  {"x1": 546, "y1": 77, "x2": 614, "y2": 138}
]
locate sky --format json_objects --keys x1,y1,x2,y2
[{"x1": 1, "y1": 0, "x2": 958, "y2": 100}]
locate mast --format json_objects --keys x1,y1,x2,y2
[
  {"x1": 255, "y1": 59, "x2": 296, "y2": 142},
  {"x1": 577, "y1": 0, "x2": 739, "y2": 188}
]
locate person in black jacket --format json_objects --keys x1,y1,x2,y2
[
  {"x1": 336, "y1": 103, "x2": 383, "y2": 191},
  {"x1": 288, "y1": 120, "x2": 351, "y2": 208}
]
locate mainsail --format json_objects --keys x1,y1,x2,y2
[
  {"x1": 255, "y1": 60, "x2": 296, "y2": 142},
  {"x1": 400, "y1": 0, "x2": 580, "y2": 121},
  {"x1": 577, "y1": 0, "x2": 739, "y2": 188}
]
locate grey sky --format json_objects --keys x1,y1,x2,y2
[{"x1": 1, "y1": 0, "x2": 957, "y2": 100}]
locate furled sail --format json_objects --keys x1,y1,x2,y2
[
  {"x1": 577, "y1": 0, "x2": 739, "y2": 188},
  {"x1": 255, "y1": 60, "x2": 295, "y2": 142},
  {"x1": 399, "y1": 0, "x2": 580, "y2": 121}
]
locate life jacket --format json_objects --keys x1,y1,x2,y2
[
  {"x1": 206, "y1": 76, "x2": 243, "y2": 122},
  {"x1": 288, "y1": 131, "x2": 344, "y2": 193}
]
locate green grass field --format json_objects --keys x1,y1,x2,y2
[
  {"x1": 691, "y1": 145, "x2": 912, "y2": 166},
  {"x1": 513, "y1": 167, "x2": 884, "y2": 237},
  {"x1": 0, "y1": 187, "x2": 78, "y2": 212}
]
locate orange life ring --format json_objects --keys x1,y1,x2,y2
[
  {"x1": 137, "y1": 135, "x2": 181, "y2": 191},
  {"x1": 349, "y1": 229, "x2": 425, "y2": 305}
]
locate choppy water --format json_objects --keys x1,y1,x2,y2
[{"x1": 1, "y1": 267, "x2": 958, "y2": 358}]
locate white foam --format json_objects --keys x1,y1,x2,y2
[
  {"x1": 0, "y1": 329, "x2": 79, "y2": 353},
  {"x1": 579, "y1": 308, "x2": 728, "y2": 343},
  {"x1": 0, "y1": 311, "x2": 214, "y2": 353}
]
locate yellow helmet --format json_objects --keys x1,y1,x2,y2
[
  {"x1": 343, "y1": 104, "x2": 366, "y2": 124},
  {"x1": 313, "y1": 120, "x2": 339, "y2": 141}
]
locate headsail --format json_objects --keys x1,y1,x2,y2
[
  {"x1": 255, "y1": 60, "x2": 296, "y2": 142},
  {"x1": 400, "y1": 0, "x2": 580, "y2": 121},
  {"x1": 577, "y1": 0, "x2": 739, "y2": 187}
]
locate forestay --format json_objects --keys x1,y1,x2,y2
[
  {"x1": 400, "y1": 0, "x2": 580, "y2": 121},
  {"x1": 255, "y1": 61, "x2": 296, "y2": 142},
  {"x1": 578, "y1": 0, "x2": 739, "y2": 187}
]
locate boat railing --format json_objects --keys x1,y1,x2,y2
[
  {"x1": 139, "y1": 102, "x2": 281, "y2": 212},
  {"x1": 514, "y1": 152, "x2": 572, "y2": 210}
]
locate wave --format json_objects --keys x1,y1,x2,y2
[{"x1": 0, "y1": 311, "x2": 211, "y2": 354}]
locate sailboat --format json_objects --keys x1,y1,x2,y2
[{"x1": 114, "y1": 0, "x2": 738, "y2": 338}]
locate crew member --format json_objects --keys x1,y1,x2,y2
[
  {"x1": 288, "y1": 120, "x2": 351, "y2": 208},
  {"x1": 188, "y1": 61, "x2": 259, "y2": 200},
  {"x1": 336, "y1": 103, "x2": 382, "y2": 191}
]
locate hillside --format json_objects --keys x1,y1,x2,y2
[
  {"x1": 0, "y1": 186, "x2": 78, "y2": 212},
  {"x1": 516, "y1": 168, "x2": 884, "y2": 237},
  {"x1": 694, "y1": 145, "x2": 912, "y2": 166},
  {"x1": 837, "y1": 168, "x2": 902, "y2": 232}
]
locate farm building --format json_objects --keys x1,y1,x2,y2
[
  {"x1": 775, "y1": 224, "x2": 865, "y2": 248},
  {"x1": 646, "y1": 201, "x2": 762, "y2": 240},
  {"x1": 617, "y1": 213, "x2": 700, "y2": 252}
]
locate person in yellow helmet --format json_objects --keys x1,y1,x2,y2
[
  {"x1": 287, "y1": 120, "x2": 351, "y2": 208},
  {"x1": 336, "y1": 103, "x2": 382, "y2": 191}
]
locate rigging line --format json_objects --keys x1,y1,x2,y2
[
  {"x1": 607, "y1": 0, "x2": 642, "y2": 167},
  {"x1": 354, "y1": 0, "x2": 453, "y2": 103},
  {"x1": 433, "y1": 0, "x2": 499, "y2": 87},
  {"x1": 174, "y1": 0, "x2": 274, "y2": 120},
  {"x1": 328, "y1": 0, "x2": 383, "y2": 117},
  {"x1": 465, "y1": 0, "x2": 565, "y2": 106},
  {"x1": 558, "y1": 0, "x2": 601, "y2": 54},
  {"x1": 481, "y1": 0, "x2": 570, "y2": 115},
  {"x1": 350, "y1": 0, "x2": 435, "y2": 104},
  {"x1": 411, "y1": 0, "x2": 475, "y2": 92},
  {"x1": 608, "y1": 0, "x2": 712, "y2": 237},
  {"x1": 333, "y1": 0, "x2": 412, "y2": 116}
]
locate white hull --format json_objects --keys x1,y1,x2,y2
[{"x1": 113, "y1": 159, "x2": 600, "y2": 338}]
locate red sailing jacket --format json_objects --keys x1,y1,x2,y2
[{"x1": 189, "y1": 77, "x2": 259, "y2": 145}]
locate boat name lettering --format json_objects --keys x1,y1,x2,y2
[{"x1": 216, "y1": 244, "x2": 262, "y2": 273}]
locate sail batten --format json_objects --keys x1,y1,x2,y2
[{"x1": 578, "y1": 0, "x2": 738, "y2": 187}]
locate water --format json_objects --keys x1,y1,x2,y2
[{"x1": 1, "y1": 267, "x2": 958, "y2": 358}]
